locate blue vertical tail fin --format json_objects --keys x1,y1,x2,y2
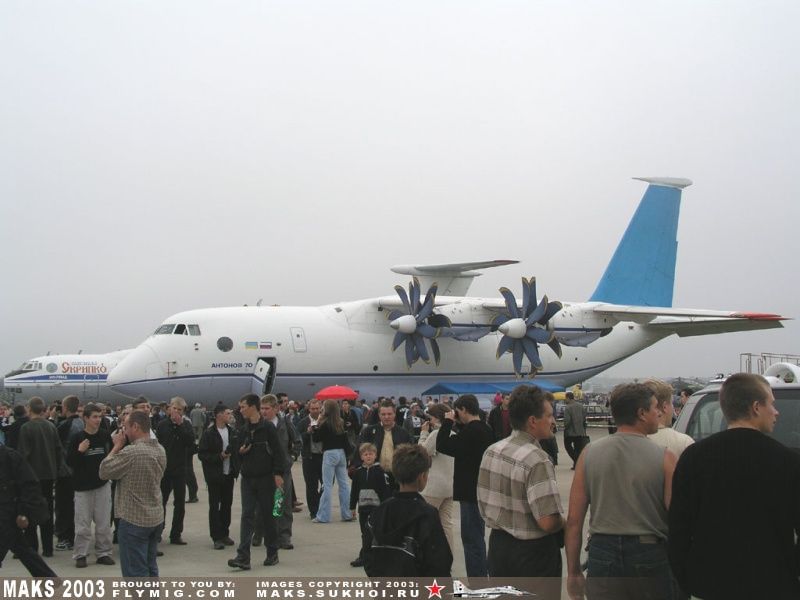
[{"x1": 589, "y1": 177, "x2": 692, "y2": 308}]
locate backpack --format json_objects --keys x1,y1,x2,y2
[
  {"x1": 364, "y1": 499, "x2": 427, "y2": 576},
  {"x1": 367, "y1": 534, "x2": 423, "y2": 576}
]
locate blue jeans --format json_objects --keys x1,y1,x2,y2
[
  {"x1": 460, "y1": 501, "x2": 488, "y2": 577},
  {"x1": 118, "y1": 520, "x2": 163, "y2": 577},
  {"x1": 316, "y1": 449, "x2": 352, "y2": 522},
  {"x1": 587, "y1": 534, "x2": 675, "y2": 600}
]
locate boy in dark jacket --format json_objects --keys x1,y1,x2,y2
[
  {"x1": 349, "y1": 443, "x2": 390, "y2": 568},
  {"x1": 364, "y1": 444, "x2": 452, "y2": 577}
]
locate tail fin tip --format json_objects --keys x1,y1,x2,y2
[{"x1": 632, "y1": 176, "x2": 692, "y2": 189}]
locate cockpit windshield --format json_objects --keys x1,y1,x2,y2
[
  {"x1": 153, "y1": 324, "x2": 201, "y2": 336},
  {"x1": 5, "y1": 361, "x2": 40, "y2": 378}
]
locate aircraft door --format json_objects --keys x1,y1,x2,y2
[
  {"x1": 290, "y1": 327, "x2": 307, "y2": 352},
  {"x1": 251, "y1": 357, "x2": 276, "y2": 395},
  {"x1": 84, "y1": 374, "x2": 100, "y2": 399}
]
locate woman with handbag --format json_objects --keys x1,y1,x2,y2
[{"x1": 310, "y1": 400, "x2": 354, "y2": 523}]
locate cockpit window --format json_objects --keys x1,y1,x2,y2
[
  {"x1": 188, "y1": 324, "x2": 201, "y2": 336},
  {"x1": 174, "y1": 324, "x2": 187, "y2": 335},
  {"x1": 154, "y1": 324, "x2": 176, "y2": 335}
]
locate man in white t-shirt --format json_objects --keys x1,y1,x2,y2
[
  {"x1": 646, "y1": 379, "x2": 694, "y2": 458},
  {"x1": 198, "y1": 405, "x2": 239, "y2": 550}
]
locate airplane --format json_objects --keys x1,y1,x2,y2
[
  {"x1": 106, "y1": 177, "x2": 787, "y2": 405},
  {"x1": 3, "y1": 350, "x2": 132, "y2": 405},
  {"x1": 451, "y1": 579, "x2": 533, "y2": 599}
]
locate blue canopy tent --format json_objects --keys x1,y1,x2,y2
[{"x1": 422, "y1": 380, "x2": 564, "y2": 396}]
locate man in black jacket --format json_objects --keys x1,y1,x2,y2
[
  {"x1": 0, "y1": 444, "x2": 57, "y2": 577},
  {"x1": 55, "y1": 394, "x2": 83, "y2": 551},
  {"x1": 255, "y1": 396, "x2": 301, "y2": 550},
  {"x1": 297, "y1": 400, "x2": 324, "y2": 519},
  {"x1": 669, "y1": 374, "x2": 800, "y2": 600},
  {"x1": 353, "y1": 400, "x2": 412, "y2": 487},
  {"x1": 198, "y1": 405, "x2": 239, "y2": 550},
  {"x1": 155, "y1": 397, "x2": 196, "y2": 546},
  {"x1": 228, "y1": 393, "x2": 285, "y2": 570},
  {"x1": 4, "y1": 404, "x2": 28, "y2": 449},
  {"x1": 436, "y1": 394, "x2": 495, "y2": 577}
]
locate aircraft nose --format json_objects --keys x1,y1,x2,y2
[{"x1": 107, "y1": 343, "x2": 161, "y2": 397}]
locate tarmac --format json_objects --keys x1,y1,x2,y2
[{"x1": 1, "y1": 428, "x2": 609, "y2": 579}]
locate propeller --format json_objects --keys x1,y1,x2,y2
[
  {"x1": 387, "y1": 277, "x2": 452, "y2": 367},
  {"x1": 492, "y1": 277, "x2": 563, "y2": 377}
]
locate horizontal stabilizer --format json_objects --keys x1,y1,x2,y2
[
  {"x1": 644, "y1": 316, "x2": 785, "y2": 337},
  {"x1": 592, "y1": 304, "x2": 789, "y2": 324},
  {"x1": 390, "y1": 260, "x2": 518, "y2": 296}
]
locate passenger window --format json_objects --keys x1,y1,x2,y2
[
  {"x1": 685, "y1": 392, "x2": 727, "y2": 441},
  {"x1": 188, "y1": 324, "x2": 201, "y2": 336},
  {"x1": 174, "y1": 324, "x2": 187, "y2": 335}
]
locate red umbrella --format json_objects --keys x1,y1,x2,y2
[{"x1": 314, "y1": 385, "x2": 358, "y2": 401}]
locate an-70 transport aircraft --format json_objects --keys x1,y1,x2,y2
[{"x1": 107, "y1": 177, "x2": 786, "y2": 404}]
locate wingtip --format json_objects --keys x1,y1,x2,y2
[{"x1": 730, "y1": 312, "x2": 789, "y2": 321}]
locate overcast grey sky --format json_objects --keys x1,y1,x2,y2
[{"x1": 2, "y1": 1, "x2": 798, "y2": 381}]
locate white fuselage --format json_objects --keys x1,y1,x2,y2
[
  {"x1": 3, "y1": 350, "x2": 132, "y2": 406},
  {"x1": 107, "y1": 300, "x2": 668, "y2": 404}
]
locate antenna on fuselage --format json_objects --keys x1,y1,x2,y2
[{"x1": 256, "y1": 299, "x2": 263, "y2": 306}]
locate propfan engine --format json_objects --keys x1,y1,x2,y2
[
  {"x1": 387, "y1": 277, "x2": 451, "y2": 367},
  {"x1": 492, "y1": 277, "x2": 563, "y2": 377}
]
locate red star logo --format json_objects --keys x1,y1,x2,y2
[{"x1": 425, "y1": 580, "x2": 445, "y2": 599}]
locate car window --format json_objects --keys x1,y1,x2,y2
[
  {"x1": 685, "y1": 392, "x2": 726, "y2": 441},
  {"x1": 773, "y1": 390, "x2": 800, "y2": 451},
  {"x1": 684, "y1": 389, "x2": 800, "y2": 451}
]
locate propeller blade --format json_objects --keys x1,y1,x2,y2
[
  {"x1": 512, "y1": 343, "x2": 524, "y2": 377},
  {"x1": 525, "y1": 277, "x2": 539, "y2": 319},
  {"x1": 416, "y1": 323, "x2": 438, "y2": 339},
  {"x1": 496, "y1": 335, "x2": 514, "y2": 358},
  {"x1": 527, "y1": 295, "x2": 548, "y2": 325},
  {"x1": 417, "y1": 283, "x2": 438, "y2": 321},
  {"x1": 391, "y1": 331, "x2": 406, "y2": 351},
  {"x1": 491, "y1": 314, "x2": 510, "y2": 330},
  {"x1": 499, "y1": 287, "x2": 520, "y2": 319},
  {"x1": 387, "y1": 309, "x2": 404, "y2": 322},
  {"x1": 540, "y1": 300, "x2": 563, "y2": 324},
  {"x1": 526, "y1": 326, "x2": 553, "y2": 344},
  {"x1": 547, "y1": 338, "x2": 563, "y2": 359},
  {"x1": 414, "y1": 335, "x2": 430, "y2": 363},
  {"x1": 430, "y1": 338, "x2": 442, "y2": 366},
  {"x1": 521, "y1": 277, "x2": 532, "y2": 319},
  {"x1": 409, "y1": 277, "x2": 421, "y2": 314},
  {"x1": 522, "y1": 337, "x2": 543, "y2": 371},
  {"x1": 394, "y1": 285, "x2": 411, "y2": 314},
  {"x1": 405, "y1": 339, "x2": 417, "y2": 367},
  {"x1": 428, "y1": 314, "x2": 452, "y2": 328}
]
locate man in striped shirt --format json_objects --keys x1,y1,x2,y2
[{"x1": 477, "y1": 384, "x2": 565, "y2": 583}]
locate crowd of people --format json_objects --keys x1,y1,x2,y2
[{"x1": 0, "y1": 375, "x2": 798, "y2": 599}]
